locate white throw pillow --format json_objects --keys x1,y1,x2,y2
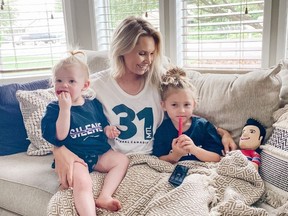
[{"x1": 188, "y1": 64, "x2": 282, "y2": 144}]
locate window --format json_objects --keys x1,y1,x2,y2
[
  {"x1": 94, "y1": 0, "x2": 159, "y2": 51},
  {"x1": 94, "y1": 0, "x2": 270, "y2": 71},
  {"x1": 180, "y1": 0, "x2": 264, "y2": 70},
  {"x1": 0, "y1": 0, "x2": 67, "y2": 77}
]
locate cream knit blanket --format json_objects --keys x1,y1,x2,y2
[{"x1": 47, "y1": 150, "x2": 268, "y2": 216}]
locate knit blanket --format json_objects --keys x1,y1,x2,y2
[{"x1": 47, "y1": 150, "x2": 268, "y2": 216}]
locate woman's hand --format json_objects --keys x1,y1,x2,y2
[
  {"x1": 217, "y1": 127, "x2": 238, "y2": 155},
  {"x1": 53, "y1": 146, "x2": 87, "y2": 189}
]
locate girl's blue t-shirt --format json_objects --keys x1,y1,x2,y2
[{"x1": 152, "y1": 116, "x2": 223, "y2": 161}]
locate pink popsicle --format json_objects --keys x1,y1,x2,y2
[{"x1": 178, "y1": 117, "x2": 182, "y2": 136}]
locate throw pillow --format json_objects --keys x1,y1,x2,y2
[
  {"x1": 259, "y1": 105, "x2": 288, "y2": 209},
  {"x1": 0, "y1": 79, "x2": 50, "y2": 155},
  {"x1": 16, "y1": 88, "x2": 56, "y2": 155},
  {"x1": 188, "y1": 64, "x2": 282, "y2": 144}
]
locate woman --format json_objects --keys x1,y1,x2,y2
[{"x1": 53, "y1": 16, "x2": 237, "y2": 189}]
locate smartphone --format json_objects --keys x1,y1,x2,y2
[{"x1": 168, "y1": 164, "x2": 189, "y2": 187}]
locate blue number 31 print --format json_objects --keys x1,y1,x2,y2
[{"x1": 112, "y1": 104, "x2": 153, "y2": 140}]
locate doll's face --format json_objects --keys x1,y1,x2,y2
[{"x1": 239, "y1": 125, "x2": 263, "y2": 150}]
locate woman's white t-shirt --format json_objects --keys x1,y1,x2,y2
[{"x1": 91, "y1": 69, "x2": 164, "y2": 155}]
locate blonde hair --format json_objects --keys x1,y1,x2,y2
[
  {"x1": 160, "y1": 67, "x2": 198, "y2": 103},
  {"x1": 52, "y1": 50, "x2": 89, "y2": 81},
  {"x1": 110, "y1": 16, "x2": 164, "y2": 86},
  {"x1": 52, "y1": 50, "x2": 94, "y2": 97}
]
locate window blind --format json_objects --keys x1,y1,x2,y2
[
  {"x1": 94, "y1": 0, "x2": 159, "y2": 51},
  {"x1": 0, "y1": 0, "x2": 67, "y2": 76},
  {"x1": 181, "y1": 0, "x2": 264, "y2": 70}
]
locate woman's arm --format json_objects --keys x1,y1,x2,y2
[
  {"x1": 53, "y1": 146, "x2": 87, "y2": 188},
  {"x1": 186, "y1": 145, "x2": 221, "y2": 162},
  {"x1": 217, "y1": 127, "x2": 238, "y2": 154}
]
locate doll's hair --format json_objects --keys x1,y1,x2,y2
[
  {"x1": 245, "y1": 118, "x2": 266, "y2": 144},
  {"x1": 160, "y1": 67, "x2": 198, "y2": 103}
]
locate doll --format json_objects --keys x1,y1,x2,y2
[{"x1": 239, "y1": 118, "x2": 266, "y2": 170}]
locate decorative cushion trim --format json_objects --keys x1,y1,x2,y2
[
  {"x1": 264, "y1": 127, "x2": 288, "y2": 151},
  {"x1": 260, "y1": 149, "x2": 288, "y2": 193}
]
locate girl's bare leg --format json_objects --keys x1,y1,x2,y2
[
  {"x1": 73, "y1": 162, "x2": 96, "y2": 216},
  {"x1": 94, "y1": 150, "x2": 129, "y2": 211}
]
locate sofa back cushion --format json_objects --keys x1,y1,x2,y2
[
  {"x1": 84, "y1": 50, "x2": 110, "y2": 74},
  {"x1": 0, "y1": 79, "x2": 51, "y2": 155}
]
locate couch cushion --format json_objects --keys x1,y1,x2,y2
[
  {"x1": 83, "y1": 50, "x2": 110, "y2": 74},
  {"x1": 16, "y1": 88, "x2": 56, "y2": 156},
  {"x1": 188, "y1": 64, "x2": 282, "y2": 144},
  {"x1": 0, "y1": 153, "x2": 58, "y2": 216},
  {"x1": 0, "y1": 79, "x2": 51, "y2": 156}
]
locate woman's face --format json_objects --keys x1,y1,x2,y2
[{"x1": 123, "y1": 36, "x2": 155, "y2": 76}]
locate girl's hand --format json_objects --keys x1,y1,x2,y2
[
  {"x1": 105, "y1": 125, "x2": 120, "y2": 139},
  {"x1": 176, "y1": 134, "x2": 197, "y2": 154},
  {"x1": 57, "y1": 92, "x2": 72, "y2": 110},
  {"x1": 172, "y1": 137, "x2": 189, "y2": 157}
]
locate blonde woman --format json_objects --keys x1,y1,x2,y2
[{"x1": 53, "y1": 16, "x2": 237, "y2": 191}]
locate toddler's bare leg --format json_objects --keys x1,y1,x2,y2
[
  {"x1": 94, "y1": 150, "x2": 129, "y2": 211},
  {"x1": 73, "y1": 162, "x2": 96, "y2": 216}
]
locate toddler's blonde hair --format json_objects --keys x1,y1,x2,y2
[
  {"x1": 52, "y1": 50, "x2": 89, "y2": 81},
  {"x1": 52, "y1": 50, "x2": 95, "y2": 98}
]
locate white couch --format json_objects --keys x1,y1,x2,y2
[{"x1": 0, "y1": 50, "x2": 287, "y2": 216}]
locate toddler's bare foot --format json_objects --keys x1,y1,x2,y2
[{"x1": 95, "y1": 197, "x2": 121, "y2": 211}]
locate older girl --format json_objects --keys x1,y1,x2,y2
[{"x1": 153, "y1": 67, "x2": 223, "y2": 163}]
